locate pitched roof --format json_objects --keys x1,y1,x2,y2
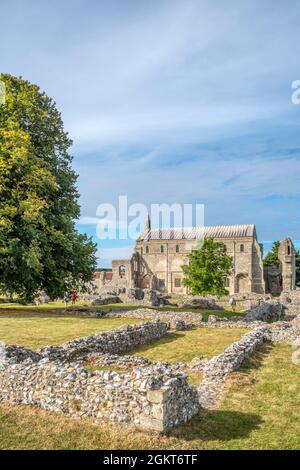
[{"x1": 137, "y1": 224, "x2": 256, "y2": 241}]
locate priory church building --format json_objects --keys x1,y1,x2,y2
[{"x1": 95, "y1": 220, "x2": 296, "y2": 296}]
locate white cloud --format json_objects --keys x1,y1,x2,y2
[
  {"x1": 2, "y1": 0, "x2": 298, "y2": 148},
  {"x1": 1, "y1": 0, "x2": 300, "y2": 245}
]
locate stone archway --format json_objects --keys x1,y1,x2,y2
[
  {"x1": 236, "y1": 273, "x2": 250, "y2": 294},
  {"x1": 118, "y1": 265, "x2": 126, "y2": 278},
  {"x1": 141, "y1": 274, "x2": 151, "y2": 289}
]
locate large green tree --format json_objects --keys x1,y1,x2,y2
[
  {"x1": 0, "y1": 74, "x2": 96, "y2": 301},
  {"x1": 263, "y1": 241, "x2": 280, "y2": 267},
  {"x1": 182, "y1": 238, "x2": 233, "y2": 296}
]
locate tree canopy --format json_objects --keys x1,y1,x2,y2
[
  {"x1": 182, "y1": 238, "x2": 233, "y2": 296},
  {"x1": 263, "y1": 241, "x2": 280, "y2": 267},
  {"x1": 0, "y1": 74, "x2": 97, "y2": 301}
]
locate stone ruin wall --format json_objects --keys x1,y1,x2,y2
[
  {"x1": 38, "y1": 321, "x2": 168, "y2": 361},
  {"x1": 0, "y1": 354, "x2": 199, "y2": 432},
  {"x1": 108, "y1": 308, "x2": 205, "y2": 327},
  {"x1": 0, "y1": 321, "x2": 199, "y2": 432},
  {"x1": 280, "y1": 289, "x2": 300, "y2": 316},
  {"x1": 198, "y1": 327, "x2": 269, "y2": 408},
  {"x1": 1, "y1": 300, "x2": 299, "y2": 431}
]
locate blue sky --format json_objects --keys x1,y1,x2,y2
[{"x1": 1, "y1": 0, "x2": 300, "y2": 266}]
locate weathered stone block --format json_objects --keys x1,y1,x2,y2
[
  {"x1": 150, "y1": 403, "x2": 164, "y2": 420},
  {"x1": 147, "y1": 389, "x2": 168, "y2": 404},
  {"x1": 139, "y1": 416, "x2": 165, "y2": 432}
]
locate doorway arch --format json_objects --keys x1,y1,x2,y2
[{"x1": 236, "y1": 273, "x2": 250, "y2": 293}]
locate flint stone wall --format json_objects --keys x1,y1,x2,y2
[
  {"x1": 204, "y1": 300, "x2": 286, "y2": 329},
  {"x1": 1, "y1": 310, "x2": 298, "y2": 429},
  {"x1": 122, "y1": 288, "x2": 171, "y2": 307},
  {"x1": 39, "y1": 321, "x2": 168, "y2": 361},
  {"x1": 198, "y1": 327, "x2": 268, "y2": 408},
  {"x1": 267, "y1": 317, "x2": 300, "y2": 343},
  {"x1": 243, "y1": 301, "x2": 285, "y2": 322},
  {"x1": 85, "y1": 352, "x2": 207, "y2": 375},
  {"x1": 280, "y1": 290, "x2": 300, "y2": 316},
  {"x1": 86, "y1": 352, "x2": 153, "y2": 369},
  {"x1": 177, "y1": 296, "x2": 224, "y2": 310},
  {"x1": 108, "y1": 308, "x2": 203, "y2": 327},
  {"x1": 0, "y1": 321, "x2": 199, "y2": 432},
  {"x1": 0, "y1": 349, "x2": 199, "y2": 432},
  {"x1": 214, "y1": 293, "x2": 273, "y2": 311},
  {"x1": 0, "y1": 343, "x2": 41, "y2": 364},
  {"x1": 92, "y1": 294, "x2": 122, "y2": 305}
]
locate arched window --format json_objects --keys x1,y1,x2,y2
[
  {"x1": 176, "y1": 245, "x2": 179, "y2": 253},
  {"x1": 240, "y1": 244, "x2": 244, "y2": 253},
  {"x1": 146, "y1": 246, "x2": 149, "y2": 254},
  {"x1": 287, "y1": 244, "x2": 291, "y2": 255},
  {"x1": 160, "y1": 245, "x2": 164, "y2": 253},
  {"x1": 119, "y1": 265, "x2": 126, "y2": 278}
]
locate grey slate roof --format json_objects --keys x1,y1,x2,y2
[{"x1": 138, "y1": 224, "x2": 256, "y2": 241}]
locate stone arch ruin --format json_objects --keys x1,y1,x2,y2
[
  {"x1": 264, "y1": 237, "x2": 296, "y2": 295},
  {"x1": 236, "y1": 273, "x2": 251, "y2": 293}
]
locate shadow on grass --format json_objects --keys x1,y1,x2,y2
[
  {"x1": 124, "y1": 331, "x2": 187, "y2": 356},
  {"x1": 239, "y1": 343, "x2": 274, "y2": 373},
  {"x1": 0, "y1": 311, "x2": 101, "y2": 319},
  {"x1": 0, "y1": 303, "x2": 245, "y2": 322},
  {"x1": 0, "y1": 305, "x2": 142, "y2": 318},
  {"x1": 170, "y1": 409, "x2": 263, "y2": 442},
  {"x1": 168, "y1": 345, "x2": 274, "y2": 442}
]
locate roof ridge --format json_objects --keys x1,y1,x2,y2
[
  {"x1": 138, "y1": 224, "x2": 256, "y2": 241},
  {"x1": 148, "y1": 223, "x2": 253, "y2": 229}
]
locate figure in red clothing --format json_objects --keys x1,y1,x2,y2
[{"x1": 70, "y1": 291, "x2": 76, "y2": 305}]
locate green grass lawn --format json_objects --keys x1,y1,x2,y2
[
  {"x1": 0, "y1": 310, "x2": 246, "y2": 374},
  {"x1": 0, "y1": 300, "x2": 245, "y2": 322},
  {"x1": 0, "y1": 344, "x2": 298, "y2": 450},
  {"x1": 0, "y1": 301, "x2": 149, "y2": 311},
  {"x1": 1, "y1": 310, "x2": 298, "y2": 449},
  {"x1": 124, "y1": 327, "x2": 248, "y2": 363},
  {"x1": 85, "y1": 327, "x2": 247, "y2": 386},
  {"x1": 0, "y1": 314, "x2": 140, "y2": 350},
  {"x1": 0, "y1": 300, "x2": 98, "y2": 310}
]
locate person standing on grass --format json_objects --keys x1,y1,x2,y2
[
  {"x1": 229, "y1": 296, "x2": 237, "y2": 312},
  {"x1": 64, "y1": 291, "x2": 70, "y2": 309},
  {"x1": 70, "y1": 291, "x2": 76, "y2": 305}
]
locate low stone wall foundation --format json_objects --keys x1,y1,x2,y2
[
  {"x1": 108, "y1": 308, "x2": 203, "y2": 326},
  {"x1": 198, "y1": 327, "x2": 269, "y2": 408},
  {"x1": 0, "y1": 354, "x2": 199, "y2": 432},
  {"x1": 0, "y1": 321, "x2": 199, "y2": 432},
  {"x1": 1, "y1": 310, "x2": 299, "y2": 431},
  {"x1": 39, "y1": 320, "x2": 168, "y2": 361}
]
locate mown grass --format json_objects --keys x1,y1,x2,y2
[
  {"x1": 0, "y1": 344, "x2": 299, "y2": 449},
  {"x1": 124, "y1": 327, "x2": 248, "y2": 363},
  {"x1": 85, "y1": 327, "x2": 243, "y2": 386},
  {"x1": 0, "y1": 310, "x2": 246, "y2": 382},
  {"x1": 1, "y1": 308, "x2": 297, "y2": 449},
  {"x1": 0, "y1": 300, "x2": 245, "y2": 322},
  {"x1": 0, "y1": 300, "x2": 89, "y2": 309},
  {"x1": 0, "y1": 314, "x2": 140, "y2": 350}
]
